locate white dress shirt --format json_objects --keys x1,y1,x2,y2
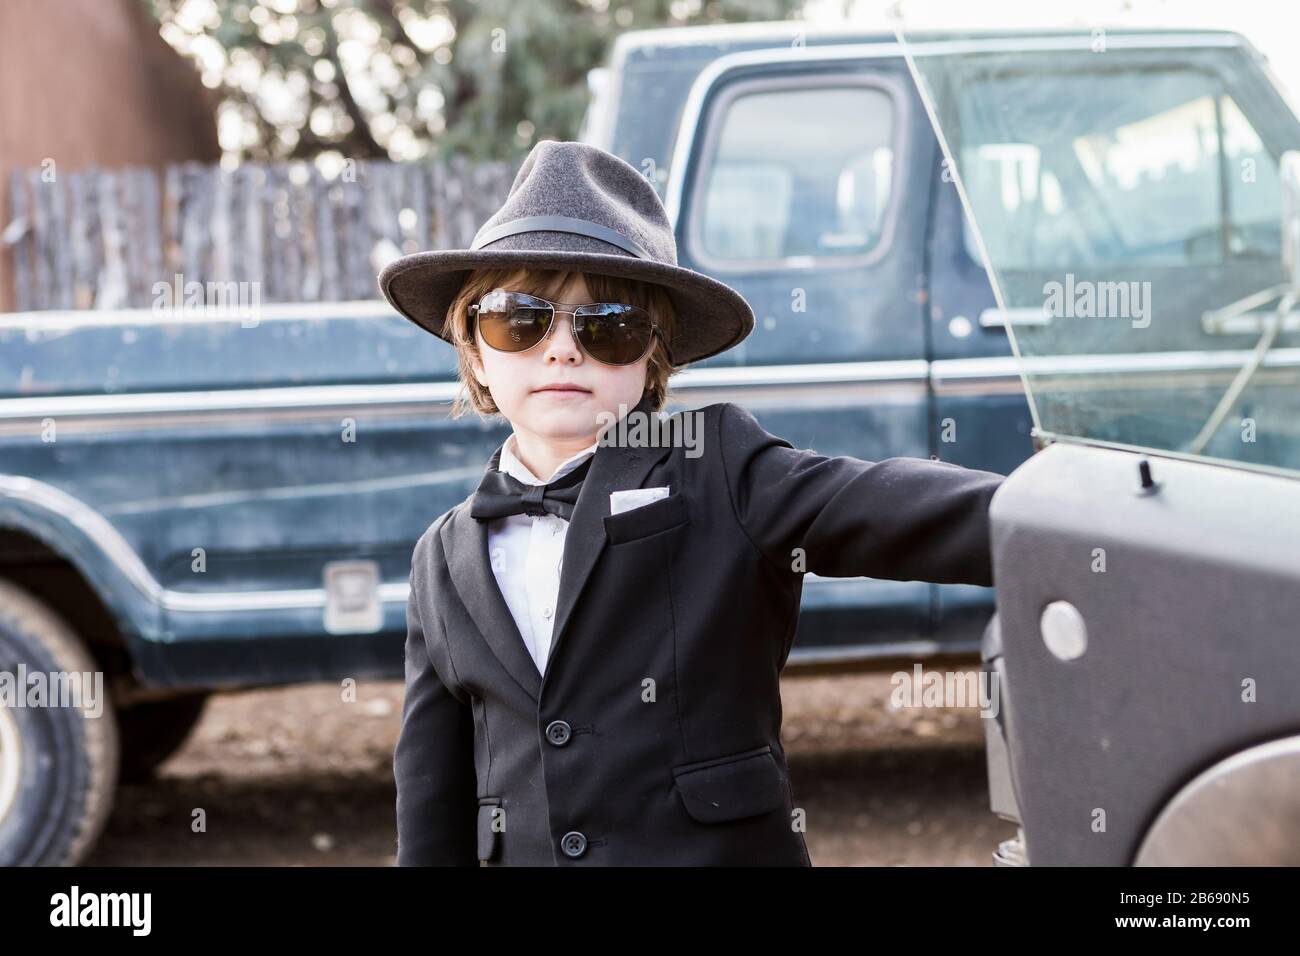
[{"x1": 486, "y1": 432, "x2": 599, "y2": 674}]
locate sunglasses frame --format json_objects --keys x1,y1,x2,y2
[{"x1": 469, "y1": 288, "x2": 666, "y2": 367}]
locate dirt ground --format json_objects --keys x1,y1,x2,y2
[{"x1": 85, "y1": 670, "x2": 1016, "y2": 866}]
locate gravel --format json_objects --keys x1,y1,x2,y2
[{"x1": 86, "y1": 670, "x2": 1015, "y2": 866}]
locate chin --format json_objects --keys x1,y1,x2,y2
[{"x1": 520, "y1": 402, "x2": 598, "y2": 428}]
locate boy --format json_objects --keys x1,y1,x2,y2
[{"x1": 379, "y1": 140, "x2": 1005, "y2": 866}]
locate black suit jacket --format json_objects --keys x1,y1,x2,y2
[{"x1": 394, "y1": 396, "x2": 1005, "y2": 865}]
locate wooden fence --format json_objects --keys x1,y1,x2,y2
[{"x1": 4, "y1": 156, "x2": 521, "y2": 312}]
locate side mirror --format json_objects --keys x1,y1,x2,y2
[
  {"x1": 1281, "y1": 150, "x2": 1300, "y2": 289},
  {"x1": 586, "y1": 66, "x2": 610, "y2": 98},
  {"x1": 579, "y1": 66, "x2": 613, "y2": 147}
]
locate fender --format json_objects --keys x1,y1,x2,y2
[{"x1": 0, "y1": 474, "x2": 166, "y2": 648}]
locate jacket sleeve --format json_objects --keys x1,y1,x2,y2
[
  {"x1": 717, "y1": 402, "x2": 1005, "y2": 587},
  {"x1": 393, "y1": 556, "x2": 478, "y2": 866}
]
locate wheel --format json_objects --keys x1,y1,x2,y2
[
  {"x1": 116, "y1": 691, "x2": 209, "y2": 782},
  {"x1": 1134, "y1": 735, "x2": 1300, "y2": 865},
  {"x1": 0, "y1": 579, "x2": 120, "y2": 865}
]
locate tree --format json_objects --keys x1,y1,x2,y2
[{"x1": 146, "y1": 0, "x2": 801, "y2": 165}]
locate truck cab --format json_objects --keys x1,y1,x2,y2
[{"x1": 582, "y1": 24, "x2": 1300, "y2": 670}]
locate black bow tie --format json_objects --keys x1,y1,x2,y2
[{"x1": 470, "y1": 454, "x2": 593, "y2": 522}]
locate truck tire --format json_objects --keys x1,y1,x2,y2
[
  {"x1": 0, "y1": 578, "x2": 119, "y2": 865},
  {"x1": 116, "y1": 691, "x2": 209, "y2": 782}
]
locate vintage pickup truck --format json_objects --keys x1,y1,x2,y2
[{"x1": 2, "y1": 23, "x2": 1298, "y2": 864}]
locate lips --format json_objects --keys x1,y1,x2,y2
[{"x1": 533, "y1": 385, "x2": 591, "y2": 393}]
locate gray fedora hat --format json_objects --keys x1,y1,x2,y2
[{"x1": 377, "y1": 140, "x2": 754, "y2": 366}]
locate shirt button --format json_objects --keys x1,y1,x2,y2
[{"x1": 542, "y1": 605, "x2": 552, "y2": 619}]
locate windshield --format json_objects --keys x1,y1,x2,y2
[{"x1": 893, "y1": 17, "x2": 1300, "y2": 476}]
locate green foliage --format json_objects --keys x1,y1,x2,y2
[{"x1": 145, "y1": 0, "x2": 800, "y2": 164}]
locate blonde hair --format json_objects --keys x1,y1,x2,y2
[{"x1": 445, "y1": 267, "x2": 679, "y2": 419}]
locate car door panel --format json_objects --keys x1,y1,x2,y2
[{"x1": 983, "y1": 440, "x2": 1300, "y2": 864}]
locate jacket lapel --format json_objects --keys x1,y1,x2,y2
[
  {"x1": 543, "y1": 411, "x2": 671, "y2": 685},
  {"x1": 440, "y1": 395, "x2": 670, "y2": 705},
  {"x1": 441, "y1": 443, "x2": 545, "y2": 703}
]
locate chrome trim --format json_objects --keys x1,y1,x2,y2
[
  {"x1": 668, "y1": 381, "x2": 930, "y2": 413},
  {"x1": 931, "y1": 348, "x2": 1300, "y2": 395},
  {"x1": 169, "y1": 576, "x2": 883, "y2": 617},
  {"x1": 935, "y1": 348, "x2": 1300, "y2": 379},
  {"x1": 664, "y1": 33, "x2": 1242, "y2": 226},
  {"x1": 0, "y1": 360, "x2": 931, "y2": 431},
  {"x1": 0, "y1": 474, "x2": 415, "y2": 617},
  {"x1": 7, "y1": 348, "x2": 1300, "y2": 426},
  {"x1": 784, "y1": 639, "x2": 979, "y2": 668},
  {"x1": 164, "y1": 581, "x2": 411, "y2": 615},
  {"x1": 0, "y1": 299, "x2": 401, "y2": 333},
  {"x1": 1204, "y1": 311, "x2": 1300, "y2": 335},
  {"x1": 979, "y1": 307, "x2": 1051, "y2": 328},
  {"x1": 679, "y1": 359, "x2": 929, "y2": 385},
  {"x1": 0, "y1": 381, "x2": 464, "y2": 420}
]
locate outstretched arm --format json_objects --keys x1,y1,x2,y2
[{"x1": 718, "y1": 402, "x2": 1005, "y2": 586}]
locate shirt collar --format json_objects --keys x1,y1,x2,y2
[{"x1": 498, "y1": 432, "x2": 599, "y2": 486}]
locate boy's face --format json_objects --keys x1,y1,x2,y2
[{"x1": 469, "y1": 272, "x2": 650, "y2": 444}]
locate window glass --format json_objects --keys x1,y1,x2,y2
[
  {"x1": 957, "y1": 73, "x2": 1281, "y2": 269},
  {"x1": 897, "y1": 36, "x2": 1300, "y2": 474},
  {"x1": 693, "y1": 85, "x2": 896, "y2": 265}
]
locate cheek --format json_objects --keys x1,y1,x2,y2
[
  {"x1": 477, "y1": 344, "x2": 526, "y2": 382},
  {"x1": 592, "y1": 360, "x2": 651, "y2": 398}
]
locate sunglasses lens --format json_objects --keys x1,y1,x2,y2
[
  {"x1": 476, "y1": 291, "x2": 552, "y2": 351},
  {"x1": 575, "y1": 304, "x2": 654, "y2": 365}
]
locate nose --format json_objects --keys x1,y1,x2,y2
[{"x1": 542, "y1": 311, "x2": 583, "y2": 364}]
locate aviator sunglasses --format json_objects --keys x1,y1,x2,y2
[{"x1": 469, "y1": 289, "x2": 664, "y2": 366}]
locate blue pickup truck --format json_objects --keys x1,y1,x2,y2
[{"x1": 2, "y1": 23, "x2": 1297, "y2": 864}]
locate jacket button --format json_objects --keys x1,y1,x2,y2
[
  {"x1": 545, "y1": 719, "x2": 572, "y2": 746},
  {"x1": 560, "y1": 830, "x2": 587, "y2": 858}
]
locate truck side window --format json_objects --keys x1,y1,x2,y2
[{"x1": 688, "y1": 82, "x2": 899, "y2": 270}]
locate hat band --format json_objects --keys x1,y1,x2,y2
[{"x1": 470, "y1": 215, "x2": 653, "y2": 260}]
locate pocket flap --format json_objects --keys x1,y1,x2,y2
[
  {"x1": 672, "y1": 745, "x2": 785, "y2": 823},
  {"x1": 477, "y1": 799, "x2": 503, "y2": 861},
  {"x1": 603, "y1": 491, "x2": 689, "y2": 544}
]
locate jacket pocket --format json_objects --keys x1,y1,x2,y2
[
  {"x1": 671, "y1": 744, "x2": 785, "y2": 824},
  {"x1": 477, "y1": 796, "x2": 504, "y2": 862},
  {"x1": 603, "y1": 491, "x2": 689, "y2": 545}
]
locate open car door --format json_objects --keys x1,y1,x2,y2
[{"x1": 893, "y1": 24, "x2": 1300, "y2": 864}]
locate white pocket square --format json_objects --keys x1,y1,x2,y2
[{"x1": 609, "y1": 486, "x2": 670, "y2": 515}]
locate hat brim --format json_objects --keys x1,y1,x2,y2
[{"x1": 377, "y1": 248, "x2": 754, "y2": 366}]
